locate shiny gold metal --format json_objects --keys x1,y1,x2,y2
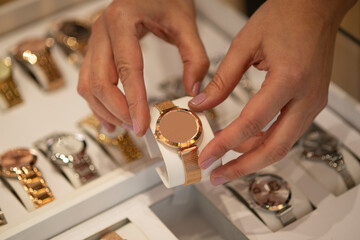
[
  {"x1": 80, "y1": 115, "x2": 142, "y2": 162},
  {"x1": 50, "y1": 19, "x2": 91, "y2": 65},
  {"x1": 0, "y1": 148, "x2": 55, "y2": 208},
  {"x1": 12, "y1": 38, "x2": 64, "y2": 91},
  {"x1": 0, "y1": 57, "x2": 22, "y2": 109}
]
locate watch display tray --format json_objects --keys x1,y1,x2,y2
[{"x1": 1, "y1": 0, "x2": 360, "y2": 239}]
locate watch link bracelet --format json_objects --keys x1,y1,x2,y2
[
  {"x1": 248, "y1": 173, "x2": 296, "y2": 226},
  {"x1": 79, "y1": 115, "x2": 143, "y2": 163},
  {"x1": 300, "y1": 129, "x2": 356, "y2": 189},
  {"x1": 154, "y1": 100, "x2": 202, "y2": 185},
  {"x1": 0, "y1": 57, "x2": 22, "y2": 110},
  {"x1": 0, "y1": 148, "x2": 55, "y2": 209},
  {"x1": 50, "y1": 19, "x2": 91, "y2": 65},
  {"x1": 0, "y1": 208, "x2": 7, "y2": 227},
  {"x1": 46, "y1": 133, "x2": 98, "y2": 187},
  {"x1": 12, "y1": 37, "x2": 64, "y2": 91}
]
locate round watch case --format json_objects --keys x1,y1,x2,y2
[
  {"x1": 300, "y1": 130, "x2": 340, "y2": 159},
  {"x1": 249, "y1": 173, "x2": 292, "y2": 212},
  {"x1": 46, "y1": 133, "x2": 86, "y2": 166},
  {"x1": 154, "y1": 108, "x2": 202, "y2": 149},
  {"x1": 0, "y1": 148, "x2": 37, "y2": 178}
]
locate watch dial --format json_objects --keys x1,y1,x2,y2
[
  {"x1": 302, "y1": 131, "x2": 339, "y2": 155},
  {"x1": 51, "y1": 135, "x2": 84, "y2": 155},
  {"x1": 0, "y1": 149, "x2": 35, "y2": 169},
  {"x1": 60, "y1": 21, "x2": 90, "y2": 41},
  {"x1": 0, "y1": 58, "x2": 11, "y2": 81},
  {"x1": 159, "y1": 110, "x2": 198, "y2": 143},
  {"x1": 249, "y1": 174, "x2": 290, "y2": 211}
]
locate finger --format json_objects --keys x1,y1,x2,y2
[
  {"x1": 210, "y1": 99, "x2": 317, "y2": 185},
  {"x1": 104, "y1": 9, "x2": 149, "y2": 136},
  {"x1": 189, "y1": 31, "x2": 258, "y2": 109},
  {"x1": 89, "y1": 17, "x2": 132, "y2": 125},
  {"x1": 198, "y1": 71, "x2": 295, "y2": 168},
  {"x1": 78, "y1": 41, "x2": 125, "y2": 127},
  {"x1": 213, "y1": 130, "x2": 266, "y2": 154},
  {"x1": 172, "y1": 18, "x2": 209, "y2": 96},
  {"x1": 90, "y1": 108, "x2": 116, "y2": 133}
]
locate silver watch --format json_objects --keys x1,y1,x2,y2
[
  {"x1": 0, "y1": 208, "x2": 7, "y2": 226},
  {"x1": 300, "y1": 129, "x2": 355, "y2": 189},
  {"x1": 248, "y1": 173, "x2": 296, "y2": 226},
  {"x1": 46, "y1": 133, "x2": 98, "y2": 185}
]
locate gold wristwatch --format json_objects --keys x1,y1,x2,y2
[
  {"x1": 12, "y1": 37, "x2": 64, "y2": 91},
  {"x1": 154, "y1": 100, "x2": 202, "y2": 185},
  {"x1": 50, "y1": 19, "x2": 91, "y2": 65},
  {"x1": 0, "y1": 148, "x2": 55, "y2": 209},
  {"x1": 79, "y1": 115, "x2": 142, "y2": 163},
  {"x1": 0, "y1": 57, "x2": 22, "y2": 110}
]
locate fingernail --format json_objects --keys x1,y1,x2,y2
[
  {"x1": 201, "y1": 156, "x2": 216, "y2": 169},
  {"x1": 122, "y1": 123, "x2": 133, "y2": 131},
  {"x1": 192, "y1": 81, "x2": 201, "y2": 96},
  {"x1": 100, "y1": 121, "x2": 115, "y2": 133},
  {"x1": 212, "y1": 177, "x2": 229, "y2": 186},
  {"x1": 190, "y1": 93, "x2": 206, "y2": 106},
  {"x1": 133, "y1": 120, "x2": 140, "y2": 135}
]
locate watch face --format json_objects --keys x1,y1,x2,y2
[
  {"x1": 159, "y1": 109, "x2": 199, "y2": 143},
  {"x1": 0, "y1": 148, "x2": 36, "y2": 170},
  {"x1": 50, "y1": 134, "x2": 85, "y2": 156},
  {"x1": 301, "y1": 131, "x2": 339, "y2": 157},
  {"x1": 60, "y1": 21, "x2": 90, "y2": 41},
  {"x1": 0, "y1": 57, "x2": 11, "y2": 81},
  {"x1": 249, "y1": 174, "x2": 291, "y2": 211}
]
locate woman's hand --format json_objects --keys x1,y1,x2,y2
[
  {"x1": 78, "y1": 0, "x2": 209, "y2": 135},
  {"x1": 190, "y1": 0, "x2": 357, "y2": 185}
]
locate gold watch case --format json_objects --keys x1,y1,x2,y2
[
  {"x1": 0, "y1": 148, "x2": 37, "y2": 178},
  {"x1": 154, "y1": 107, "x2": 203, "y2": 150}
]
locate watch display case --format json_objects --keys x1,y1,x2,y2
[{"x1": 0, "y1": 0, "x2": 360, "y2": 239}]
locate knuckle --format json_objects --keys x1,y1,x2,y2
[
  {"x1": 117, "y1": 65, "x2": 131, "y2": 85},
  {"x1": 267, "y1": 142, "x2": 290, "y2": 164},
  {"x1": 90, "y1": 78, "x2": 105, "y2": 97},
  {"x1": 240, "y1": 116, "x2": 263, "y2": 139},
  {"x1": 231, "y1": 166, "x2": 248, "y2": 179},
  {"x1": 209, "y1": 72, "x2": 226, "y2": 92},
  {"x1": 77, "y1": 82, "x2": 88, "y2": 98}
]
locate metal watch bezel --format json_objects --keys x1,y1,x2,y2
[
  {"x1": 46, "y1": 133, "x2": 87, "y2": 166},
  {"x1": 248, "y1": 173, "x2": 292, "y2": 212},
  {"x1": 154, "y1": 107, "x2": 203, "y2": 149},
  {"x1": 0, "y1": 148, "x2": 37, "y2": 178}
]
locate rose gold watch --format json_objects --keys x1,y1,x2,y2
[
  {"x1": 0, "y1": 148, "x2": 55, "y2": 209},
  {"x1": 154, "y1": 100, "x2": 202, "y2": 185}
]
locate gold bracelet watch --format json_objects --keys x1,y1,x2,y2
[
  {"x1": 12, "y1": 37, "x2": 64, "y2": 91},
  {"x1": 50, "y1": 19, "x2": 91, "y2": 65},
  {"x1": 79, "y1": 115, "x2": 142, "y2": 163},
  {"x1": 154, "y1": 100, "x2": 202, "y2": 185},
  {"x1": 0, "y1": 148, "x2": 55, "y2": 209},
  {"x1": 0, "y1": 57, "x2": 22, "y2": 110}
]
